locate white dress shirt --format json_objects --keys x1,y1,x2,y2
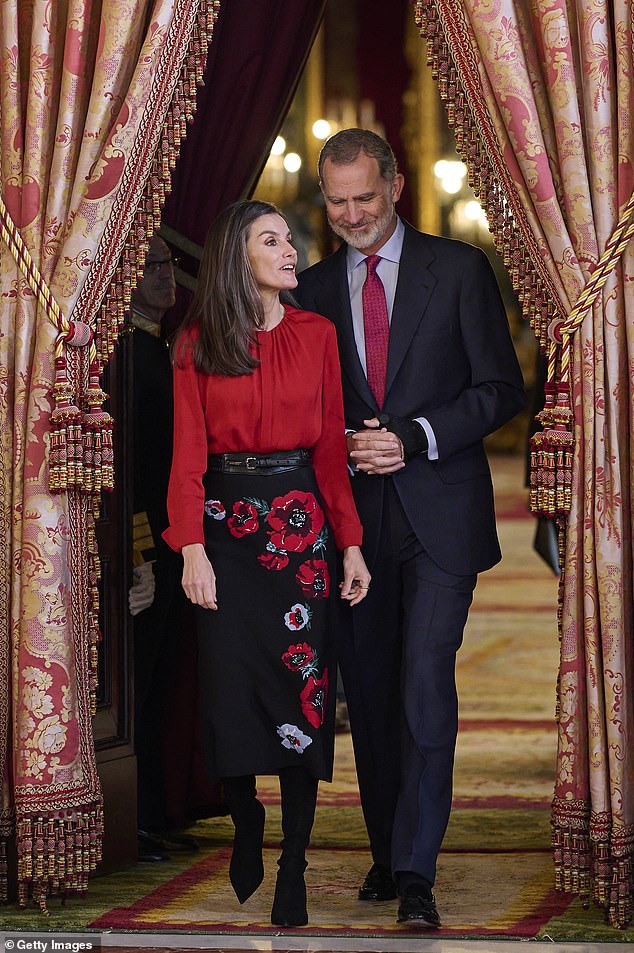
[{"x1": 346, "y1": 217, "x2": 438, "y2": 460}]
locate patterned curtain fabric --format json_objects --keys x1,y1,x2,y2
[
  {"x1": 0, "y1": 0, "x2": 218, "y2": 909},
  {"x1": 412, "y1": 0, "x2": 634, "y2": 930}
]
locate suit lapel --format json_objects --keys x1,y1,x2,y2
[
  {"x1": 385, "y1": 224, "x2": 437, "y2": 399},
  {"x1": 313, "y1": 245, "x2": 377, "y2": 408}
]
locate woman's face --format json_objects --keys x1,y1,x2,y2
[{"x1": 245, "y1": 213, "x2": 298, "y2": 295}]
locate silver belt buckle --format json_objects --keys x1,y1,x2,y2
[{"x1": 245, "y1": 456, "x2": 258, "y2": 470}]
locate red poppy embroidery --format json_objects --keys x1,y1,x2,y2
[
  {"x1": 300, "y1": 668, "x2": 329, "y2": 729},
  {"x1": 284, "y1": 603, "x2": 312, "y2": 632},
  {"x1": 227, "y1": 500, "x2": 259, "y2": 538},
  {"x1": 266, "y1": 491, "x2": 325, "y2": 553},
  {"x1": 282, "y1": 642, "x2": 315, "y2": 672},
  {"x1": 257, "y1": 549, "x2": 289, "y2": 571},
  {"x1": 204, "y1": 499, "x2": 226, "y2": 520},
  {"x1": 296, "y1": 559, "x2": 330, "y2": 599}
]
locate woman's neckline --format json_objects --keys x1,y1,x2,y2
[{"x1": 259, "y1": 303, "x2": 286, "y2": 333}]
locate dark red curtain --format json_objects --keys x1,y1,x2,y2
[{"x1": 163, "y1": 0, "x2": 327, "y2": 246}]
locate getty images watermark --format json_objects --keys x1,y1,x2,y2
[{"x1": 2, "y1": 937, "x2": 100, "y2": 953}]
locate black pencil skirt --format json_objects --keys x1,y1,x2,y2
[{"x1": 195, "y1": 463, "x2": 338, "y2": 782}]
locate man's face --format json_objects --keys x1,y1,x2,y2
[
  {"x1": 320, "y1": 153, "x2": 404, "y2": 255},
  {"x1": 133, "y1": 236, "x2": 176, "y2": 320}
]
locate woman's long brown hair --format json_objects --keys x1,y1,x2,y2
[{"x1": 173, "y1": 200, "x2": 293, "y2": 376}]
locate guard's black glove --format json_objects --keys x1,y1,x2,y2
[{"x1": 378, "y1": 414, "x2": 428, "y2": 462}]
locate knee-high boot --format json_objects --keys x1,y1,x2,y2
[
  {"x1": 271, "y1": 766, "x2": 318, "y2": 927},
  {"x1": 222, "y1": 775, "x2": 265, "y2": 903}
]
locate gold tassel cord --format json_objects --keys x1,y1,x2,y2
[
  {"x1": 529, "y1": 190, "x2": 634, "y2": 521},
  {"x1": 0, "y1": 192, "x2": 109, "y2": 494}
]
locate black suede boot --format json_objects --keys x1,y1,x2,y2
[
  {"x1": 271, "y1": 766, "x2": 318, "y2": 927},
  {"x1": 223, "y1": 775, "x2": 266, "y2": 904}
]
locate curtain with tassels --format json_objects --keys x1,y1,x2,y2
[
  {"x1": 412, "y1": 0, "x2": 633, "y2": 930},
  {"x1": 0, "y1": 0, "x2": 218, "y2": 909}
]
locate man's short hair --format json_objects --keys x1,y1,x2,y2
[{"x1": 318, "y1": 128, "x2": 398, "y2": 182}]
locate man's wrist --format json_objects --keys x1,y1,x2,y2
[{"x1": 378, "y1": 414, "x2": 428, "y2": 461}]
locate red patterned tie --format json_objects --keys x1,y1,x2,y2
[{"x1": 362, "y1": 254, "x2": 389, "y2": 407}]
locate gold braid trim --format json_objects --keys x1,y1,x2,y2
[
  {"x1": 0, "y1": 194, "x2": 64, "y2": 328},
  {"x1": 93, "y1": 1, "x2": 220, "y2": 371}
]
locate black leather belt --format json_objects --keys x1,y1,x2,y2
[{"x1": 207, "y1": 449, "x2": 311, "y2": 474}]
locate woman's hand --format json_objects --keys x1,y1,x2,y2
[
  {"x1": 340, "y1": 545, "x2": 372, "y2": 606},
  {"x1": 182, "y1": 543, "x2": 217, "y2": 609}
]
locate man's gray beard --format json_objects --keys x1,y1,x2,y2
[{"x1": 329, "y1": 207, "x2": 394, "y2": 251}]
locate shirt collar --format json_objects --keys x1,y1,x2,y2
[{"x1": 347, "y1": 215, "x2": 405, "y2": 270}]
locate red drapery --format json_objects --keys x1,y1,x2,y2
[{"x1": 163, "y1": 0, "x2": 327, "y2": 246}]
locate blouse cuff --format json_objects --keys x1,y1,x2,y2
[
  {"x1": 162, "y1": 522, "x2": 205, "y2": 553},
  {"x1": 333, "y1": 522, "x2": 363, "y2": 551}
]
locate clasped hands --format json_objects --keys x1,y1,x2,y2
[
  {"x1": 347, "y1": 415, "x2": 428, "y2": 474},
  {"x1": 347, "y1": 417, "x2": 405, "y2": 475}
]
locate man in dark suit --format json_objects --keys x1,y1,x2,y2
[{"x1": 295, "y1": 129, "x2": 525, "y2": 926}]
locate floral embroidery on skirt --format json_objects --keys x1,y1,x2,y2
[{"x1": 196, "y1": 465, "x2": 337, "y2": 782}]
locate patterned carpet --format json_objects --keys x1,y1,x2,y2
[{"x1": 3, "y1": 456, "x2": 633, "y2": 941}]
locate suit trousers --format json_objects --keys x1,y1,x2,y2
[{"x1": 338, "y1": 478, "x2": 476, "y2": 885}]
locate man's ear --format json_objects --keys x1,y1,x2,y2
[{"x1": 391, "y1": 173, "x2": 405, "y2": 204}]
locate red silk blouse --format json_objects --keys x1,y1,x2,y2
[{"x1": 163, "y1": 306, "x2": 363, "y2": 552}]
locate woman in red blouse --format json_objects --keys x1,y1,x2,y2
[{"x1": 163, "y1": 201, "x2": 370, "y2": 927}]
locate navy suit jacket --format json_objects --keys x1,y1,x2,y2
[{"x1": 295, "y1": 222, "x2": 526, "y2": 576}]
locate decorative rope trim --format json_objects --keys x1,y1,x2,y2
[
  {"x1": 0, "y1": 838, "x2": 6, "y2": 903},
  {"x1": 77, "y1": 0, "x2": 220, "y2": 370},
  {"x1": 550, "y1": 188, "x2": 634, "y2": 347},
  {"x1": 0, "y1": 193, "x2": 65, "y2": 330},
  {"x1": 413, "y1": 1, "x2": 567, "y2": 348},
  {"x1": 529, "y1": 192, "x2": 634, "y2": 520},
  {"x1": 15, "y1": 806, "x2": 103, "y2": 912},
  {"x1": 0, "y1": 195, "x2": 104, "y2": 496},
  {"x1": 552, "y1": 799, "x2": 634, "y2": 929}
]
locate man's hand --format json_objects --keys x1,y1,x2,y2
[
  {"x1": 347, "y1": 418, "x2": 405, "y2": 475},
  {"x1": 378, "y1": 413, "x2": 428, "y2": 461}
]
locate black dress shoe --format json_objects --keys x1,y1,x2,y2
[
  {"x1": 137, "y1": 830, "x2": 170, "y2": 862},
  {"x1": 358, "y1": 862, "x2": 398, "y2": 901},
  {"x1": 138, "y1": 828, "x2": 199, "y2": 853},
  {"x1": 397, "y1": 884, "x2": 441, "y2": 927}
]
